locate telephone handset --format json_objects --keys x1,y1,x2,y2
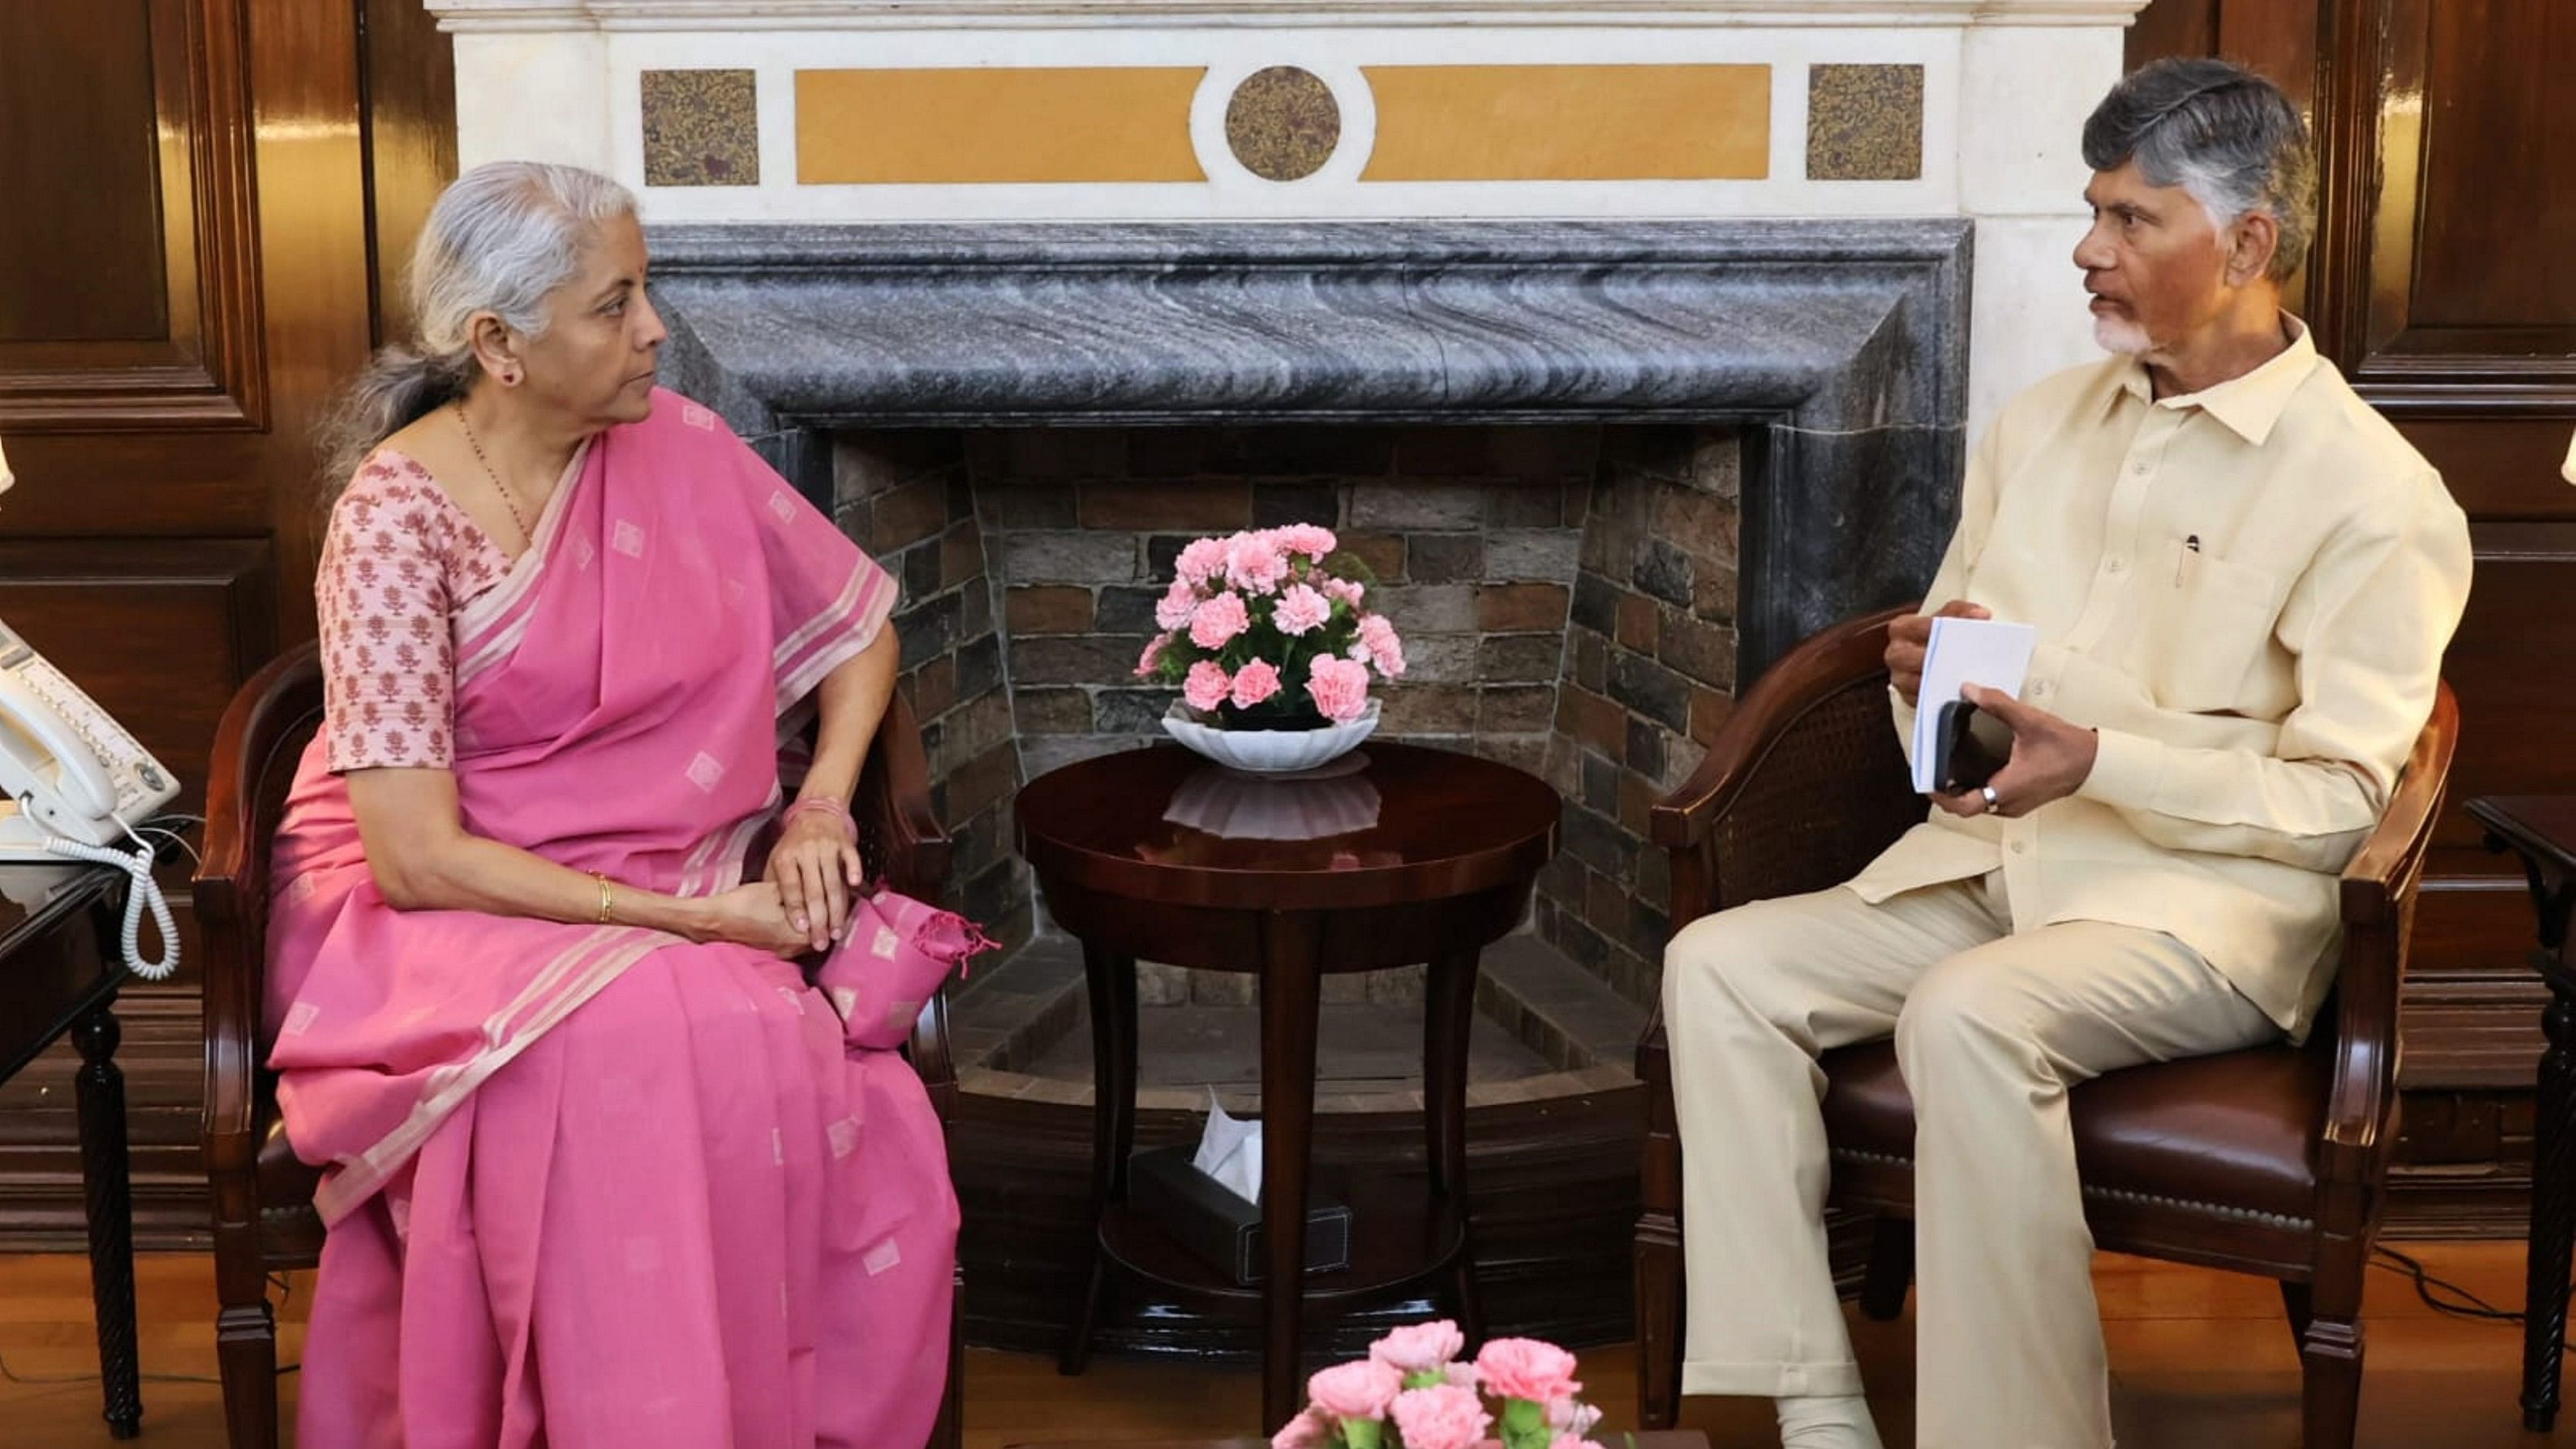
[{"x1": 0, "y1": 616, "x2": 181, "y2": 979}]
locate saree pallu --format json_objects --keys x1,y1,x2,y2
[{"x1": 265, "y1": 392, "x2": 953, "y2": 1448}]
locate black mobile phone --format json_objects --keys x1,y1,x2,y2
[{"x1": 1933, "y1": 699, "x2": 2008, "y2": 795}]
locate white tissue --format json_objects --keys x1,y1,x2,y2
[{"x1": 1192, "y1": 1088, "x2": 1263, "y2": 1204}]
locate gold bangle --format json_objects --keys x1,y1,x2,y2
[{"x1": 592, "y1": 871, "x2": 616, "y2": 924}]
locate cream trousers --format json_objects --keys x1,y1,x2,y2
[{"x1": 1659, "y1": 873, "x2": 2278, "y2": 1448}]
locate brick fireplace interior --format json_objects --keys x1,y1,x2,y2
[
  {"x1": 835, "y1": 421, "x2": 1749, "y2": 1106},
  {"x1": 648, "y1": 217, "x2": 1969, "y2": 1106}
]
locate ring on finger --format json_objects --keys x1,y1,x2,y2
[{"x1": 1980, "y1": 785, "x2": 2001, "y2": 813}]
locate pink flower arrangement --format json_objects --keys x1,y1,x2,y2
[
  {"x1": 1272, "y1": 1322, "x2": 1610, "y2": 1449},
  {"x1": 1137, "y1": 525, "x2": 1402, "y2": 730}
]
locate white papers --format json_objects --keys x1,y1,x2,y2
[
  {"x1": 1192, "y1": 1089, "x2": 1263, "y2": 1204},
  {"x1": 1909, "y1": 617, "x2": 2037, "y2": 792}
]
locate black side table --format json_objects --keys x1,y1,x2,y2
[
  {"x1": 2469, "y1": 795, "x2": 2576, "y2": 1433},
  {"x1": 0, "y1": 863, "x2": 141, "y2": 1439}
]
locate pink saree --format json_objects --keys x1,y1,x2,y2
[{"x1": 265, "y1": 391, "x2": 955, "y2": 1448}]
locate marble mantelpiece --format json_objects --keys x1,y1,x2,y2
[{"x1": 651, "y1": 216, "x2": 1971, "y2": 676}]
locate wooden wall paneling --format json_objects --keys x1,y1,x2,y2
[
  {"x1": 2125, "y1": 0, "x2": 2219, "y2": 69},
  {"x1": 359, "y1": 0, "x2": 460, "y2": 345},
  {"x1": 2314, "y1": 0, "x2": 2576, "y2": 399},
  {"x1": 243, "y1": 0, "x2": 376, "y2": 643},
  {"x1": 2212, "y1": 1, "x2": 2320, "y2": 113},
  {"x1": 0, "y1": 0, "x2": 265, "y2": 431},
  {"x1": 0, "y1": 0, "x2": 378, "y2": 1250},
  {"x1": 2126, "y1": 2, "x2": 2321, "y2": 109},
  {"x1": 2385, "y1": 0, "x2": 2576, "y2": 346},
  {"x1": 0, "y1": 0, "x2": 167, "y2": 344},
  {"x1": 0, "y1": 539, "x2": 277, "y2": 809},
  {"x1": 2321, "y1": 5, "x2": 2576, "y2": 1225},
  {"x1": 2311, "y1": 0, "x2": 2576, "y2": 1101}
]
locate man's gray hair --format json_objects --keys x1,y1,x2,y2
[
  {"x1": 318, "y1": 161, "x2": 637, "y2": 491},
  {"x1": 2081, "y1": 58, "x2": 2316, "y2": 283}
]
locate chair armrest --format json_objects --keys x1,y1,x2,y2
[
  {"x1": 1635, "y1": 1001, "x2": 1668, "y2": 1081},
  {"x1": 907, "y1": 992, "x2": 959, "y2": 1122},
  {"x1": 856, "y1": 691, "x2": 952, "y2": 904},
  {"x1": 1648, "y1": 606, "x2": 1911, "y2": 854},
  {"x1": 2317, "y1": 682, "x2": 2459, "y2": 1187},
  {"x1": 1648, "y1": 606, "x2": 1919, "y2": 927},
  {"x1": 195, "y1": 647, "x2": 319, "y2": 1172},
  {"x1": 851, "y1": 691, "x2": 962, "y2": 1120}
]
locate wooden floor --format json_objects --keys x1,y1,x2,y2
[{"x1": 0, "y1": 1245, "x2": 2561, "y2": 1447}]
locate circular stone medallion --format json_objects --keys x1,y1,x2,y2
[{"x1": 1224, "y1": 66, "x2": 1341, "y2": 183}]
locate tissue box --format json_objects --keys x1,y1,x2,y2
[{"x1": 1128, "y1": 1144, "x2": 1352, "y2": 1285}]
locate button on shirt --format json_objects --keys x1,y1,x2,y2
[{"x1": 1850, "y1": 319, "x2": 2473, "y2": 1035}]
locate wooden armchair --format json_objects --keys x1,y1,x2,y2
[
  {"x1": 1632, "y1": 606, "x2": 2459, "y2": 1448},
  {"x1": 196, "y1": 641, "x2": 968, "y2": 1449}
]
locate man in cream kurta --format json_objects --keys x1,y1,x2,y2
[{"x1": 1661, "y1": 59, "x2": 2473, "y2": 1449}]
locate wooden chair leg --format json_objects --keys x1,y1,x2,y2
[
  {"x1": 1635, "y1": 1208, "x2": 1684, "y2": 1430},
  {"x1": 2294, "y1": 1234, "x2": 2368, "y2": 1449},
  {"x1": 1858, "y1": 1216, "x2": 1913, "y2": 1322},
  {"x1": 2297, "y1": 1312, "x2": 2363, "y2": 1449},
  {"x1": 1635, "y1": 1075, "x2": 1685, "y2": 1432},
  {"x1": 213, "y1": 1293, "x2": 279, "y2": 1449},
  {"x1": 2280, "y1": 1279, "x2": 2314, "y2": 1346}
]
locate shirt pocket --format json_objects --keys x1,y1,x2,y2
[{"x1": 2137, "y1": 539, "x2": 2281, "y2": 714}]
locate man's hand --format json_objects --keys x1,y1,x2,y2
[
  {"x1": 1887, "y1": 600, "x2": 1992, "y2": 706},
  {"x1": 1931, "y1": 684, "x2": 2099, "y2": 820}
]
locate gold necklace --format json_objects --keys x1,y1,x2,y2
[{"x1": 452, "y1": 400, "x2": 532, "y2": 546}]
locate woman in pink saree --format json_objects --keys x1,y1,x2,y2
[{"x1": 267, "y1": 161, "x2": 958, "y2": 1447}]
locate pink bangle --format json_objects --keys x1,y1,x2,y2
[{"x1": 783, "y1": 797, "x2": 858, "y2": 842}]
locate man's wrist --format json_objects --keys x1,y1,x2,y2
[{"x1": 2077, "y1": 726, "x2": 2163, "y2": 810}]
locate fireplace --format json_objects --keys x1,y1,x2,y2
[
  {"x1": 432, "y1": 0, "x2": 2142, "y2": 1349},
  {"x1": 649, "y1": 219, "x2": 1970, "y2": 1106}
]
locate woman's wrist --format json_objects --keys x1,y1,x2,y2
[
  {"x1": 614, "y1": 887, "x2": 717, "y2": 943},
  {"x1": 783, "y1": 795, "x2": 858, "y2": 841}
]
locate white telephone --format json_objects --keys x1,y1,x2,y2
[{"x1": 0, "y1": 614, "x2": 181, "y2": 979}]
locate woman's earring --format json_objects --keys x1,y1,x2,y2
[{"x1": 502, "y1": 369, "x2": 521, "y2": 387}]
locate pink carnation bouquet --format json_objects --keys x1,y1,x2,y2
[
  {"x1": 1136, "y1": 524, "x2": 1404, "y2": 729},
  {"x1": 1270, "y1": 1322, "x2": 1611, "y2": 1449}
]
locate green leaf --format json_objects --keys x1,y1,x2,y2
[{"x1": 1341, "y1": 1418, "x2": 1384, "y2": 1449}]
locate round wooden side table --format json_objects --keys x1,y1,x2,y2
[{"x1": 1016, "y1": 741, "x2": 1559, "y2": 1433}]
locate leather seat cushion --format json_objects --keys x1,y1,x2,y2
[
  {"x1": 255, "y1": 1106, "x2": 326, "y2": 1264},
  {"x1": 1819, "y1": 1039, "x2": 2327, "y2": 1223}
]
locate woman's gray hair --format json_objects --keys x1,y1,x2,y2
[
  {"x1": 2081, "y1": 57, "x2": 2317, "y2": 282},
  {"x1": 317, "y1": 160, "x2": 636, "y2": 492}
]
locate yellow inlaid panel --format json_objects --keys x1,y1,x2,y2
[
  {"x1": 1361, "y1": 64, "x2": 1770, "y2": 182},
  {"x1": 796, "y1": 67, "x2": 1209, "y2": 184}
]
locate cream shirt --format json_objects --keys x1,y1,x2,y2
[{"x1": 1851, "y1": 319, "x2": 2473, "y2": 1034}]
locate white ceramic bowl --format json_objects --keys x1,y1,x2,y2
[{"x1": 1160, "y1": 699, "x2": 1381, "y2": 774}]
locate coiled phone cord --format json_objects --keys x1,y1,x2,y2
[{"x1": 39, "y1": 828, "x2": 177, "y2": 981}]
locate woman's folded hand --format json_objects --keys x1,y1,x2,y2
[
  {"x1": 701, "y1": 882, "x2": 811, "y2": 958},
  {"x1": 768, "y1": 812, "x2": 864, "y2": 952}
]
